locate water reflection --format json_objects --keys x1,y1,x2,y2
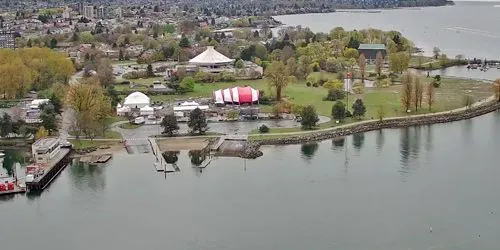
[
  {"x1": 375, "y1": 130, "x2": 385, "y2": 153},
  {"x1": 331, "y1": 137, "x2": 345, "y2": 151},
  {"x1": 300, "y1": 143, "x2": 319, "y2": 161},
  {"x1": 188, "y1": 150, "x2": 207, "y2": 167},
  {"x1": 68, "y1": 160, "x2": 107, "y2": 191},
  {"x1": 462, "y1": 119, "x2": 473, "y2": 145},
  {"x1": 399, "y1": 127, "x2": 423, "y2": 181},
  {"x1": 1, "y1": 149, "x2": 27, "y2": 176},
  {"x1": 352, "y1": 133, "x2": 365, "y2": 151},
  {"x1": 163, "y1": 151, "x2": 179, "y2": 164}
]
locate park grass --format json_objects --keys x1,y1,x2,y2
[{"x1": 70, "y1": 140, "x2": 120, "y2": 150}]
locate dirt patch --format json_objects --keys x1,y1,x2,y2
[
  {"x1": 72, "y1": 141, "x2": 125, "y2": 157},
  {"x1": 156, "y1": 137, "x2": 211, "y2": 151}
]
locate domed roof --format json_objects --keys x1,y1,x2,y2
[
  {"x1": 189, "y1": 46, "x2": 234, "y2": 65},
  {"x1": 124, "y1": 92, "x2": 150, "y2": 105}
]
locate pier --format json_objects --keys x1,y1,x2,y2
[{"x1": 149, "y1": 138, "x2": 177, "y2": 172}]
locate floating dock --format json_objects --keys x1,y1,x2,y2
[
  {"x1": 26, "y1": 148, "x2": 71, "y2": 192},
  {"x1": 79, "y1": 154, "x2": 112, "y2": 164}
]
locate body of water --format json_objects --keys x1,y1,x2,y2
[
  {"x1": 1, "y1": 111, "x2": 500, "y2": 249},
  {"x1": 274, "y1": 1, "x2": 500, "y2": 59}
]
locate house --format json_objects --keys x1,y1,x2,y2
[{"x1": 358, "y1": 44, "x2": 387, "y2": 63}]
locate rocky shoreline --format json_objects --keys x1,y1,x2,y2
[{"x1": 252, "y1": 100, "x2": 500, "y2": 149}]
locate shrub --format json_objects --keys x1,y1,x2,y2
[
  {"x1": 306, "y1": 82, "x2": 311, "y2": 87},
  {"x1": 220, "y1": 72, "x2": 236, "y2": 82},
  {"x1": 432, "y1": 79, "x2": 440, "y2": 88},
  {"x1": 123, "y1": 70, "x2": 148, "y2": 79},
  {"x1": 325, "y1": 88, "x2": 346, "y2": 101},
  {"x1": 235, "y1": 59, "x2": 245, "y2": 69},
  {"x1": 368, "y1": 72, "x2": 377, "y2": 77},
  {"x1": 351, "y1": 98, "x2": 367, "y2": 119},
  {"x1": 179, "y1": 77, "x2": 195, "y2": 93},
  {"x1": 323, "y1": 79, "x2": 343, "y2": 90},
  {"x1": 312, "y1": 82, "x2": 319, "y2": 87},
  {"x1": 259, "y1": 124, "x2": 269, "y2": 133},
  {"x1": 377, "y1": 74, "x2": 388, "y2": 80},
  {"x1": 312, "y1": 62, "x2": 320, "y2": 72}
]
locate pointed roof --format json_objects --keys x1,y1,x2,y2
[{"x1": 189, "y1": 46, "x2": 234, "y2": 65}]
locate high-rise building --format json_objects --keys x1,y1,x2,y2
[
  {"x1": 97, "y1": 6, "x2": 107, "y2": 19},
  {"x1": 0, "y1": 30, "x2": 15, "y2": 49},
  {"x1": 84, "y1": 5, "x2": 94, "y2": 19}
]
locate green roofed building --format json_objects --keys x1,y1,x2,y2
[{"x1": 358, "y1": 44, "x2": 387, "y2": 63}]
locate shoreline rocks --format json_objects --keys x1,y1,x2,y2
[
  {"x1": 240, "y1": 142, "x2": 264, "y2": 159},
  {"x1": 256, "y1": 101, "x2": 500, "y2": 146}
]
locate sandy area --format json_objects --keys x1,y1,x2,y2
[{"x1": 156, "y1": 137, "x2": 211, "y2": 151}]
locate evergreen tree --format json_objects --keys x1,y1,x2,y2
[
  {"x1": 332, "y1": 101, "x2": 346, "y2": 121},
  {"x1": 49, "y1": 38, "x2": 57, "y2": 48},
  {"x1": 187, "y1": 108, "x2": 208, "y2": 135},
  {"x1": 300, "y1": 105, "x2": 319, "y2": 130},
  {"x1": 39, "y1": 103, "x2": 58, "y2": 134},
  {"x1": 146, "y1": 64, "x2": 155, "y2": 77},
  {"x1": 179, "y1": 36, "x2": 190, "y2": 48},
  {"x1": 0, "y1": 113, "x2": 13, "y2": 137},
  {"x1": 352, "y1": 99, "x2": 367, "y2": 119},
  {"x1": 160, "y1": 114, "x2": 179, "y2": 137}
]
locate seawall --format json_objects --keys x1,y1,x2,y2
[{"x1": 255, "y1": 100, "x2": 500, "y2": 146}]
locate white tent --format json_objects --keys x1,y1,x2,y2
[
  {"x1": 180, "y1": 101, "x2": 200, "y2": 106},
  {"x1": 139, "y1": 105, "x2": 154, "y2": 116},
  {"x1": 189, "y1": 46, "x2": 234, "y2": 66},
  {"x1": 123, "y1": 92, "x2": 150, "y2": 109},
  {"x1": 116, "y1": 105, "x2": 131, "y2": 116}
]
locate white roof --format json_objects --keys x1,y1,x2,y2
[
  {"x1": 173, "y1": 105, "x2": 209, "y2": 111},
  {"x1": 123, "y1": 92, "x2": 150, "y2": 105},
  {"x1": 140, "y1": 105, "x2": 154, "y2": 111},
  {"x1": 31, "y1": 99, "x2": 50, "y2": 105},
  {"x1": 180, "y1": 101, "x2": 199, "y2": 106},
  {"x1": 189, "y1": 46, "x2": 234, "y2": 65}
]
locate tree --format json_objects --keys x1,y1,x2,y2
[
  {"x1": 400, "y1": 71, "x2": 413, "y2": 112},
  {"x1": 325, "y1": 88, "x2": 345, "y2": 101},
  {"x1": 235, "y1": 59, "x2": 245, "y2": 68},
  {"x1": 35, "y1": 126, "x2": 48, "y2": 140},
  {"x1": 352, "y1": 99, "x2": 366, "y2": 119},
  {"x1": 0, "y1": 113, "x2": 13, "y2": 137},
  {"x1": 463, "y1": 95, "x2": 474, "y2": 109},
  {"x1": 146, "y1": 64, "x2": 155, "y2": 77},
  {"x1": 161, "y1": 114, "x2": 179, "y2": 136},
  {"x1": 375, "y1": 51, "x2": 384, "y2": 76},
  {"x1": 79, "y1": 31, "x2": 94, "y2": 43},
  {"x1": 96, "y1": 58, "x2": 115, "y2": 86},
  {"x1": 426, "y1": 82, "x2": 435, "y2": 111},
  {"x1": 332, "y1": 101, "x2": 346, "y2": 121},
  {"x1": 49, "y1": 38, "x2": 57, "y2": 48},
  {"x1": 179, "y1": 76, "x2": 195, "y2": 93},
  {"x1": 439, "y1": 53, "x2": 448, "y2": 68},
  {"x1": 259, "y1": 124, "x2": 269, "y2": 133},
  {"x1": 493, "y1": 79, "x2": 500, "y2": 102},
  {"x1": 188, "y1": 108, "x2": 207, "y2": 135},
  {"x1": 413, "y1": 76, "x2": 424, "y2": 111},
  {"x1": 118, "y1": 49, "x2": 124, "y2": 61},
  {"x1": 376, "y1": 105, "x2": 385, "y2": 121},
  {"x1": 179, "y1": 36, "x2": 190, "y2": 48},
  {"x1": 358, "y1": 53, "x2": 366, "y2": 82},
  {"x1": 39, "y1": 103, "x2": 58, "y2": 135},
  {"x1": 300, "y1": 105, "x2": 319, "y2": 130},
  {"x1": 433, "y1": 47, "x2": 441, "y2": 59},
  {"x1": 265, "y1": 61, "x2": 294, "y2": 102},
  {"x1": 389, "y1": 52, "x2": 410, "y2": 73},
  {"x1": 343, "y1": 48, "x2": 359, "y2": 59},
  {"x1": 49, "y1": 92, "x2": 63, "y2": 114}
]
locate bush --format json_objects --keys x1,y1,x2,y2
[
  {"x1": 178, "y1": 77, "x2": 195, "y2": 93},
  {"x1": 220, "y1": 72, "x2": 236, "y2": 82},
  {"x1": 368, "y1": 72, "x2": 377, "y2": 77},
  {"x1": 325, "y1": 88, "x2": 346, "y2": 101},
  {"x1": 123, "y1": 70, "x2": 148, "y2": 79},
  {"x1": 312, "y1": 82, "x2": 319, "y2": 87},
  {"x1": 312, "y1": 62, "x2": 320, "y2": 72},
  {"x1": 306, "y1": 82, "x2": 311, "y2": 87},
  {"x1": 432, "y1": 79, "x2": 440, "y2": 88},
  {"x1": 323, "y1": 79, "x2": 343, "y2": 90},
  {"x1": 377, "y1": 74, "x2": 388, "y2": 80},
  {"x1": 235, "y1": 59, "x2": 245, "y2": 69},
  {"x1": 259, "y1": 124, "x2": 269, "y2": 133}
]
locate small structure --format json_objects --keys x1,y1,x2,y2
[
  {"x1": 123, "y1": 91, "x2": 150, "y2": 109},
  {"x1": 29, "y1": 99, "x2": 50, "y2": 109},
  {"x1": 358, "y1": 44, "x2": 387, "y2": 63},
  {"x1": 189, "y1": 46, "x2": 234, "y2": 72},
  {"x1": 116, "y1": 104, "x2": 131, "y2": 116},
  {"x1": 213, "y1": 86, "x2": 259, "y2": 105},
  {"x1": 139, "y1": 106, "x2": 155, "y2": 116},
  {"x1": 150, "y1": 81, "x2": 174, "y2": 94}
]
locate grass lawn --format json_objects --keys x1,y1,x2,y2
[{"x1": 70, "y1": 140, "x2": 120, "y2": 150}]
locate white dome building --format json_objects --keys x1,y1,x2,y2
[{"x1": 123, "y1": 92, "x2": 150, "y2": 109}]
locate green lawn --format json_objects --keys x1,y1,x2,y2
[{"x1": 70, "y1": 140, "x2": 120, "y2": 150}]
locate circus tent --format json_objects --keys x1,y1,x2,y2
[{"x1": 213, "y1": 86, "x2": 259, "y2": 105}]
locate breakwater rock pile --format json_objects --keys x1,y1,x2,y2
[
  {"x1": 257, "y1": 101, "x2": 500, "y2": 145},
  {"x1": 239, "y1": 142, "x2": 264, "y2": 159}
]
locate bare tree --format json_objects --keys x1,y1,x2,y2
[
  {"x1": 358, "y1": 53, "x2": 366, "y2": 82},
  {"x1": 413, "y1": 76, "x2": 423, "y2": 111},
  {"x1": 426, "y1": 82, "x2": 435, "y2": 111},
  {"x1": 400, "y1": 71, "x2": 413, "y2": 112},
  {"x1": 375, "y1": 51, "x2": 384, "y2": 76}
]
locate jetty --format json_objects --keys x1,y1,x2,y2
[
  {"x1": 25, "y1": 138, "x2": 72, "y2": 192},
  {"x1": 149, "y1": 138, "x2": 177, "y2": 172},
  {"x1": 79, "y1": 154, "x2": 112, "y2": 164}
]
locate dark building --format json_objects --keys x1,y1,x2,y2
[
  {"x1": 358, "y1": 44, "x2": 387, "y2": 63},
  {"x1": 0, "y1": 30, "x2": 15, "y2": 49}
]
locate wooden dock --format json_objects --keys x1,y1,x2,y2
[
  {"x1": 79, "y1": 154, "x2": 112, "y2": 164},
  {"x1": 148, "y1": 138, "x2": 177, "y2": 173}
]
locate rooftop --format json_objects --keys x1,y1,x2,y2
[
  {"x1": 358, "y1": 44, "x2": 386, "y2": 50},
  {"x1": 33, "y1": 138, "x2": 59, "y2": 149}
]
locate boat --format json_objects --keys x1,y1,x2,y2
[{"x1": 25, "y1": 138, "x2": 71, "y2": 192}]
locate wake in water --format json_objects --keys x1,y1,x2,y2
[{"x1": 446, "y1": 26, "x2": 499, "y2": 38}]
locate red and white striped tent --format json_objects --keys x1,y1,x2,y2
[{"x1": 213, "y1": 86, "x2": 259, "y2": 105}]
